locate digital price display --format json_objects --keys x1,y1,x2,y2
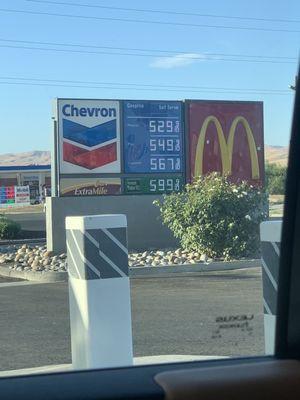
[
  {"x1": 124, "y1": 176, "x2": 183, "y2": 195},
  {"x1": 123, "y1": 100, "x2": 183, "y2": 173}
]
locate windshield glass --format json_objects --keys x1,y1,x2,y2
[{"x1": 0, "y1": 0, "x2": 298, "y2": 376}]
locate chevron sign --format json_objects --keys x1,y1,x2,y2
[{"x1": 57, "y1": 99, "x2": 121, "y2": 173}]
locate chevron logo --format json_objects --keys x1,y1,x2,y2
[{"x1": 62, "y1": 118, "x2": 117, "y2": 169}]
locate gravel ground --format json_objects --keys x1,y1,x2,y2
[
  {"x1": 0, "y1": 244, "x2": 216, "y2": 274},
  {"x1": 0, "y1": 244, "x2": 67, "y2": 273}
]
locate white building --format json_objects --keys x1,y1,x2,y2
[{"x1": 0, "y1": 165, "x2": 51, "y2": 202}]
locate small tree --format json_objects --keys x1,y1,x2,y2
[
  {"x1": 154, "y1": 173, "x2": 267, "y2": 260},
  {"x1": 265, "y1": 163, "x2": 287, "y2": 195}
]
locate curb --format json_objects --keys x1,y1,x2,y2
[
  {"x1": 0, "y1": 238, "x2": 46, "y2": 247},
  {"x1": 0, "y1": 259, "x2": 261, "y2": 283},
  {"x1": 0, "y1": 265, "x2": 67, "y2": 283},
  {"x1": 130, "y1": 259, "x2": 261, "y2": 277}
]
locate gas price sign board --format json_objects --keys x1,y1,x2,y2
[
  {"x1": 124, "y1": 175, "x2": 183, "y2": 195},
  {"x1": 0, "y1": 186, "x2": 30, "y2": 208},
  {"x1": 123, "y1": 100, "x2": 184, "y2": 173}
]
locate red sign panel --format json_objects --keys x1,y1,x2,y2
[{"x1": 187, "y1": 101, "x2": 264, "y2": 186}]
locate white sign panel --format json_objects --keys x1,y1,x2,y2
[
  {"x1": 15, "y1": 186, "x2": 30, "y2": 205},
  {"x1": 56, "y1": 99, "x2": 121, "y2": 173}
]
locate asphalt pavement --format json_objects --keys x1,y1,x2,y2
[
  {"x1": 0, "y1": 268, "x2": 265, "y2": 372},
  {"x1": 6, "y1": 212, "x2": 45, "y2": 232},
  {"x1": 0, "y1": 276, "x2": 23, "y2": 284}
]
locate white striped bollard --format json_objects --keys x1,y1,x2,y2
[
  {"x1": 66, "y1": 214, "x2": 133, "y2": 370},
  {"x1": 260, "y1": 220, "x2": 282, "y2": 355}
]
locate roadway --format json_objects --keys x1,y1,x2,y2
[
  {"x1": 4, "y1": 212, "x2": 45, "y2": 233},
  {"x1": 0, "y1": 268, "x2": 265, "y2": 372}
]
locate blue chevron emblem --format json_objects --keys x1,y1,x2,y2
[{"x1": 63, "y1": 118, "x2": 117, "y2": 147}]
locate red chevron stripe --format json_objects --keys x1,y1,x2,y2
[{"x1": 63, "y1": 141, "x2": 117, "y2": 169}]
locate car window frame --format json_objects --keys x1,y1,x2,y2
[{"x1": 275, "y1": 66, "x2": 300, "y2": 358}]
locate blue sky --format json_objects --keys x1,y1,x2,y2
[{"x1": 0, "y1": 0, "x2": 299, "y2": 153}]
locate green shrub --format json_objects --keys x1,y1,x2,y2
[
  {"x1": 0, "y1": 216, "x2": 21, "y2": 239},
  {"x1": 265, "y1": 163, "x2": 287, "y2": 195},
  {"x1": 154, "y1": 173, "x2": 267, "y2": 260}
]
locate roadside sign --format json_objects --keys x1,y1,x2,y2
[
  {"x1": 52, "y1": 98, "x2": 264, "y2": 197},
  {"x1": 0, "y1": 186, "x2": 30, "y2": 208},
  {"x1": 123, "y1": 100, "x2": 183, "y2": 173},
  {"x1": 187, "y1": 100, "x2": 264, "y2": 186},
  {"x1": 124, "y1": 175, "x2": 183, "y2": 195},
  {"x1": 60, "y1": 177, "x2": 121, "y2": 196},
  {"x1": 15, "y1": 186, "x2": 31, "y2": 205},
  {"x1": 56, "y1": 99, "x2": 121, "y2": 174}
]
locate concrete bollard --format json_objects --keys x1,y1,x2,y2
[
  {"x1": 260, "y1": 220, "x2": 282, "y2": 355},
  {"x1": 66, "y1": 214, "x2": 133, "y2": 370}
]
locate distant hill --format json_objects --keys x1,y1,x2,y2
[
  {"x1": 0, "y1": 151, "x2": 50, "y2": 166},
  {"x1": 265, "y1": 145, "x2": 288, "y2": 167},
  {"x1": 0, "y1": 146, "x2": 288, "y2": 167}
]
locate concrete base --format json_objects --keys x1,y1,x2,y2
[
  {"x1": 46, "y1": 195, "x2": 178, "y2": 254},
  {"x1": 69, "y1": 276, "x2": 133, "y2": 370}
]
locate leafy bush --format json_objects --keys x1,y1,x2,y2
[
  {"x1": 0, "y1": 215, "x2": 21, "y2": 239},
  {"x1": 154, "y1": 173, "x2": 267, "y2": 260},
  {"x1": 265, "y1": 163, "x2": 287, "y2": 195}
]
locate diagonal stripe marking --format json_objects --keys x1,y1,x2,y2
[
  {"x1": 102, "y1": 228, "x2": 128, "y2": 254},
  {"x1": 84, "y1": 230, "x2": 126, "y2": 278},
  {"x1": 263, "y1": 298, "x2": 273, "y2": 315},
  {"x1": 84, "y1": 230, "x2": 98, "y2": 247},
  {"x1": 262, "y1": 258, "x2": 278, "y2": 291},
  {"x1": 271, "y1": 242, "x2": 280, "y2": 257},
  {"x1": 66, "y1": 242, "x2": 81, "y2": 279},
  {"x1": 70, "y1": 230, "x2": 101, "y2": 278},
  {"x1": 99, "y1": 249, "x2": 126, "y2": 278}
]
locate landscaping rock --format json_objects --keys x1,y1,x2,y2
[
  {"x1": 31, "y1": 260, "x2": 39, "y2": 270},
  {"x1": 14, "y1": 254, "x2": 22, "y2": 262},
  {"x1": 0, "y1": 241, "x2": 219, "y2": 276},
  {"x1": 44, "y1": 250, "x2": 54, "y2": 258},
  {"x1": 200, "y1": 254, "x2": 208, "y2": 262}
]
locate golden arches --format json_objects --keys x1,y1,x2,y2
[
  {"x1": 194, "y1": 115, "x2": 260, "y2": 179},
  {"x1": 194, "y1": 116, "x2": 230, "y2": 177},
  {"x1": 227, "y1": 116, "x2": 260, "y2": 179}
]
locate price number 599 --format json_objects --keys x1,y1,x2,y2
[{"x1": 149, "y1": 178, "x2": 181, "y2": 193}]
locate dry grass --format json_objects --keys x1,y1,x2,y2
[
  {"x1": 0, "y1": 204, "x2": 44, "y2": 214},
  {"x1": 265, "y1": 145, "x2": 288, "y2": 167},
  {"x1": 269, "y1": 195, "x2": 285, "y2": 205}
]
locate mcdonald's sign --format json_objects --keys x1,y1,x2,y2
[{"x1": 187, "y1": 100, "x2": 264, "y2": 186}]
